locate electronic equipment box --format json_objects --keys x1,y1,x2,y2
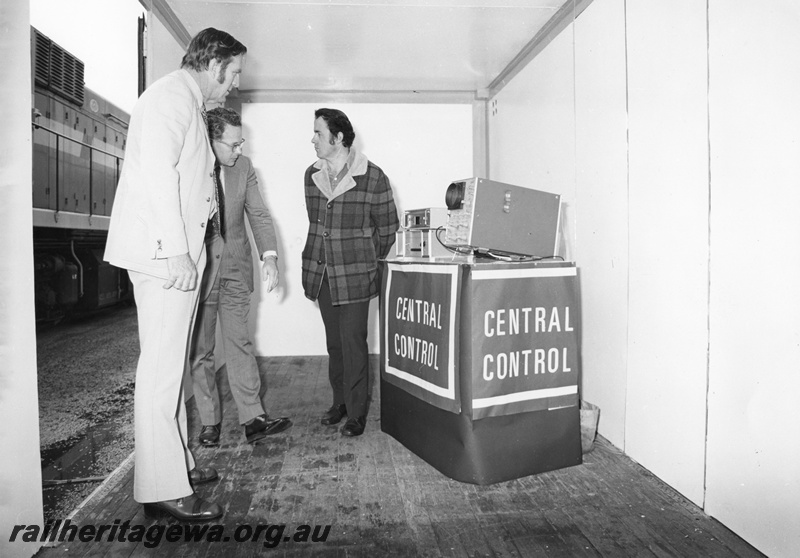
[
  {"x1": 403, "y1": 207, "x2": 449, "y2": 230},
  {"x1": 394, "y1": 228, "x2": 451, "y2": 258},
  {"x1": 444, "y1": 177, "x2": 561, "y2": 257}
]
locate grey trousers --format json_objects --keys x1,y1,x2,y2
[{"x1": 189, "y1": 257, "x2": 268, "y2": 426}]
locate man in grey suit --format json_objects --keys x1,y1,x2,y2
[{"x1": 189, "y1": 107, "x2": 292, "y2": 446}]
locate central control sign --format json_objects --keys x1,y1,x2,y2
[
  {"x1": 383, "y1": 263, "x2": 460, "y2": 413},
  {"x1": 469, "y1": 266, "x2": 580, "y2": 419}
]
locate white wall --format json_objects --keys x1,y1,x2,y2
[
  {"x1": 623, "y1": 0, "x2": 711, "y2": 507},
  {"x1": 493, "y1": 0, "x2": 707, "y2": 507},
  {"x1": 572, "y1": 0, "x2": 629, "y2": 450},
  {"x1": 242, "y1": 103, "x2": 473, "y2": 356},
  {"x1": 0, "y1": 1, "x2": 45, "y2": 557},
  {"x1": 488, "y1": 24, "x2": 577, "y2": 263},
  {"x1": 147, "y1": 10, "x2": 187, "y2": 84},
  {"x1": 705, "y1": 2, "x2": 800, "y2": 557},
  {"x1": 490, "y1": 0, "x2": 800, "y2": 556}
]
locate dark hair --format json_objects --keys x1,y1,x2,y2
[
  {"x1": 315, "y1": 108, "x2": 355, "y2": 148},
  {"x1": 206, "y1": 107, "x2": 241, "y2": 140},
  {"x1": 181, "y1": 28, "x2": 247, "y2": 72}
]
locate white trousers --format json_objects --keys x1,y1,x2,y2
[{"x1": 129, "y1": 256, "x2": 204, "y2": 503}]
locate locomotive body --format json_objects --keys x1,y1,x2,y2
[{"x1": 31, "y1": 27, "x2": 133, "y2": 321}]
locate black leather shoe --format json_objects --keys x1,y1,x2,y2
[
  {"x1": 143, "y1": 493, "x2": 223, "y2": 522},
  {"x1": 321, "y1": 404, "x2": 347, "y2": 426},
  {"x1": 341, "y1": 416, "x2": 366, "y2": 437},
  {"x1": 199, "y1": 423, "x2": 220, "y2": 446},
  {"x1": 188, "y1": 466, "x2": 219, "y2": 486},
  {"x1": 245, "y1": 414, "x2": 292, "y2": 443}
]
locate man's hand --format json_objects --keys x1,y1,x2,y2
[
  {"x1": 163, "y1": 253, "x2": 198, "y2": 291},
  {"x1": 260, "y1": 256, "x2": 279, "y2": 292}
]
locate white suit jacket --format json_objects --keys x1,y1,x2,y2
[{"x1": 105, "y1": 69, "x2": 216, "y2": 278}]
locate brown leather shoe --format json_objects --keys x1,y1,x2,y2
[
  {"x1": 198, "y1": 423, "x2": 221, "y2": 446},
  {"x1": 341, "y1": 416, "x2": 366, "y2": 437},
  {"x1": 321, "y1": 404, "x2": 347, "y2": 426},
  {"x1": 143, "y1": 493, "x2": 223, "y2": 522},
  {"x1": 245, "y1": 415, "x2": 292, "y2": 443},
  {"x1": 188, "y1": 466, "x2": 219, "y2": 486}
]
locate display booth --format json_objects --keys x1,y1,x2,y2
[{"x1": 380, "y1": 258, "x2": 582, "y2": 484}]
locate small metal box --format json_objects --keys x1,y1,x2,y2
[
  {"x1": 403, "y1": 207, "x2": 449, "y2": 230},
  {"x1": 394, "y1": 228, "x2": 451, "y2": 258}
]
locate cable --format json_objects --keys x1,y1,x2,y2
[
  {"x1": 431, "y1": 226, "x2": 565, "y2": 263},
  {"x1": 434, "y1": 226, "x2": 474, "y2": 256},
  {"x1": 482, "y1": 250, "x2": 565, "y2": 263}
]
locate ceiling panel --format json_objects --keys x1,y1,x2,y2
[{"x1": 163, "y1": 0, "x2": 573, "y2": 93}]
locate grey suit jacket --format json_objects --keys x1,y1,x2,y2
[{"x1": 202, "y1": 155, "x2": 277, "y2": 300}]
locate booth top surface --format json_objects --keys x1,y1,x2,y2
[{"x1": 385, "y1": 256, "x2": 575, "y2": 269}]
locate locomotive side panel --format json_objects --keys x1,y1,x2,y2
[
  {"x1": 32, "y1": 91, "x2": 57, "y2": 210},
  {"x1": 31, "y1": 26, "x2": 132, "y2": 321}
]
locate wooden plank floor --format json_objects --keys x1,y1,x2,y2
[{"x1": 35, "y1": 356, "x2": 765, "y2": 558}]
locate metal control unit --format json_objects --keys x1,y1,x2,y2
[
  {"x1": 403, "y1": 207, "x2": 449, "y2": 230},
  {"x1": 444, "y1": 177, "x2": 561, "y2": 257},
  {"x1": 394, "y1": 228, "x2": 451, "y2": 258}
]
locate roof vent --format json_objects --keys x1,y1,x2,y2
[
  {"x1": 32, "y1": 29, "x2": 51, "y2": 88},
  {"x1": 31, "y1": 27, "x2": 85, "y2": 107}
]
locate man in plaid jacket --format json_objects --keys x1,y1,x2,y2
[{"x1": 302, "y1": 108, "x2": 399, "y2": 437}]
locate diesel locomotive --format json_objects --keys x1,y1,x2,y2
[{"x1": 31, "y1": 27, "x2": 133, "y2": 322}]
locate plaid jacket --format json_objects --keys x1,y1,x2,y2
[{"x1": 302, "y1": 152, "x2": 399, "y2": 305}]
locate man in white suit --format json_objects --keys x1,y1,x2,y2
[
  {"x1": 104, "y1": 28, "x2": 246, "y2": 522},
  {"x1": 189, "y1": 107, "x2": 292, "y2": 446}
]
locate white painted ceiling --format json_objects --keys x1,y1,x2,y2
[{"x1": 160, "y1": 0, "x2": 575, "y2": 94}]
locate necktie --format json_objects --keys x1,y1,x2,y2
[
  {"x1": 201, "y1": 105, "x2": 225, "y2": 240},
  {"x1": 213, "y1": 165, "x2": 225, "y2": 240}
]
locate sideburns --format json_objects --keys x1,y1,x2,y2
[{"x1": 217, "y1": 58, "x2": 230, "y2": 84}]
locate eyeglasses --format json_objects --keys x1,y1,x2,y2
[{"x1": 215, "y1": 138, "x2": 246, "y2": 151}]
